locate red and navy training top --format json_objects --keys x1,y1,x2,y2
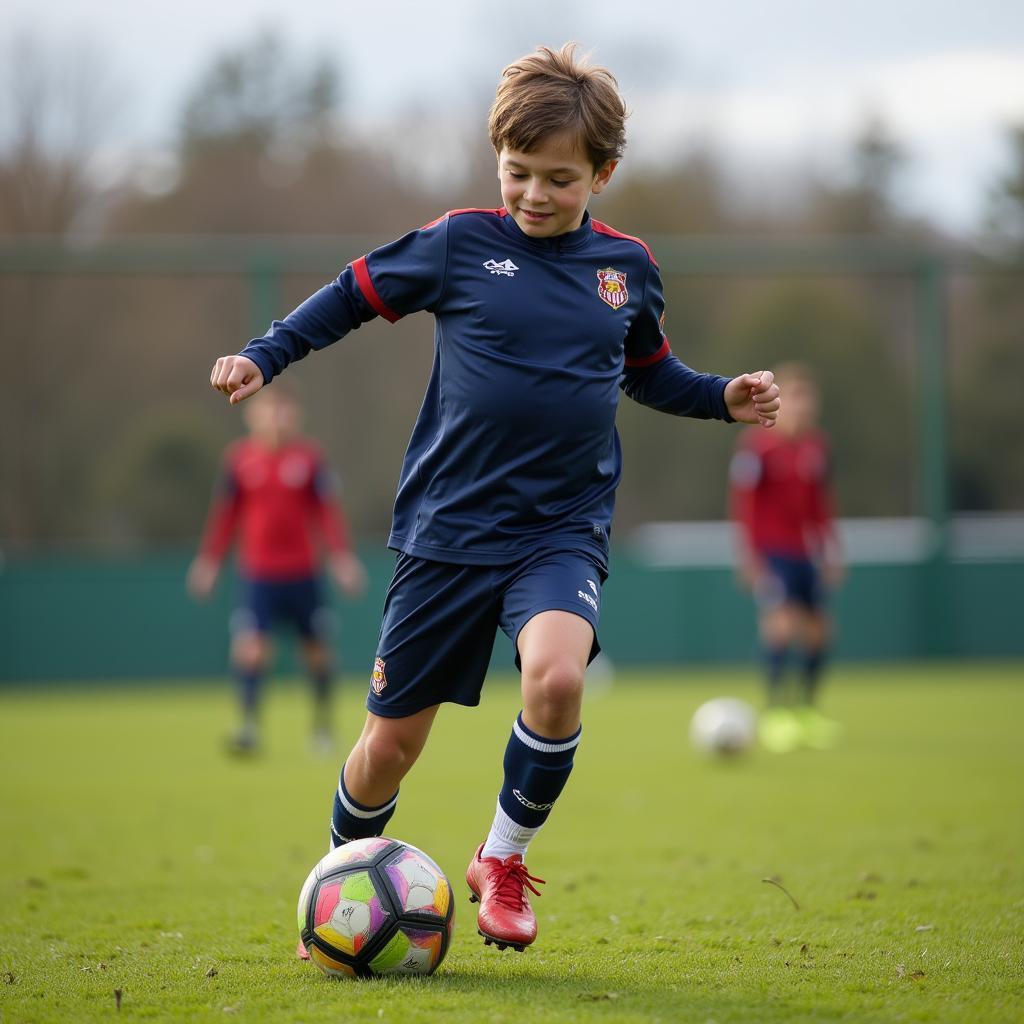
[
  {"x1": 241, "y1": 209, "x2": 732, "y2": 568},
  {"x1": 730, "y1": 427, "x2": 836, "y2": 560},
  {"x1": 199, "y1": 436, "x2": 352, "y2": 581}
]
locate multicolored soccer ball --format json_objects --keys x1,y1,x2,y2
[
  {"x1": 297, "y1": 837, "x2": 454, "y2": 978},
  {"x1": 690, "y1": 697, "x2": 757, "y2": 756}
]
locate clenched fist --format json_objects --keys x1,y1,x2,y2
[
  {"x1": 724, "y1": 370, "x2": 781, "y2": 428},
  {"x1": 210, "y1": 355, "x2": 264, "y2": 404}
]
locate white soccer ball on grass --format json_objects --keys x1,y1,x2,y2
[{"x1": 690, "y1": 697, "x2": 757, "y2": 756}]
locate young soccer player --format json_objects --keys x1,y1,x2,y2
[
  {"x1": 208, "y1": 43, "x2": 781, "y2": 950},
  {"x1": 729, "y1": 362, "x2": 844, "y2": 753},
  {"x1": 187, "y1": 385, "x2": 367, "y2": 755}
]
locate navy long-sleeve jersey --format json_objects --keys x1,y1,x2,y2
[{"x1": 241, "y1": 208, "x2": 732, "y2": 568}]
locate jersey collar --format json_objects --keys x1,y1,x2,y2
[{"x1": 501, "y1": 210, "x2": 594, "y2": 253}]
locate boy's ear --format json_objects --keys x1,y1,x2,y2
[{"x1": 591, "y1": 160, "x2": 618, "y2": 195}]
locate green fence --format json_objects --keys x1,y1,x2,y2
[
  {"x1": 3, "y1": 234, "x2": 1022, "y2": 681},
  {"x1": 2, "y1": 548, "x2": 1021, "y2": 683}
]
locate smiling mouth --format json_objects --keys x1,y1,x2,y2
[{"x1": 520, "y1": 209, "x2": 551, "y2": 221}]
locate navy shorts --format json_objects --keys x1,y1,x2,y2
[
  {"x1": 366, "y1": 549, "x2": 606, "y2": 718},
  {"x1": 232, "y1": 576, "x2": 333, "y2": 641},
  {"x1": 757, "y1": 554, "x2": 823, "y2": 611}
]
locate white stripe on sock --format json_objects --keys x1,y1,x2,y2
[
  {"x1": 336, "y1": 781, "x2": 398, "y2": 820},
  {"x1": 512, "y1": 717, "x2": 581, "y2": 754}
]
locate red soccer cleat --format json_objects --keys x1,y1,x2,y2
[
  {"x1": 296, "y1": 938, "x2": 310, "y2": 961},
  {"x1": 466, "y1": 844, "x2": 545, "y2": 951}
]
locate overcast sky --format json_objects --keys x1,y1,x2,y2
[{"x1": 5, "y1": 0, "x2": 1024, "y2": 232}]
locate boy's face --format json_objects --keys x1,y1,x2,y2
[
  {"x1": 497, "y1": 132, "x2": 617, "y2": 239},
  {"x1": 779, "y1": 379, "x2": 819, "y2": 435},
  {"x1": 243, "y1": 392, "x2": 301, "y2": 446}
]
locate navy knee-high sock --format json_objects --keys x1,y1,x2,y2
[
  {"x1": 763, "y1": 645, "x2": 790, "y2": 706},
  {"x1": 310, "y1": 668, "x2": 331, "y2": 731},
  {"x1": 329, "y1": 763, "x2": 398, "y2": 848},
  {"x1": 800, "y1": 648, "x2": 827, "y2": 705},
  {"x1": 482, "y1": 712, "x2": 581, "y2": 860},
  {"x1": 236, "y1": 667, "x2": 262, "y2": 728}
]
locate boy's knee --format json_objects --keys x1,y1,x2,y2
[
  {"x1": 525, "y1": 657, "x2": 585, "y2": 712},
  {"x1": 761, "y1": 607, "x2": 798, "y2": 646},
  {"x1": 302, "y1": 639, "x2": 332, "y2": 674},
  {"x1": 805, "y1": 614, "x2": 830, "y2": 648},
  {"x1": 232, "y1": 633, "x2": 268, "y2": 672},
  {"x1": 361, "y1": 727, "x2": 415, "y2": 775}
]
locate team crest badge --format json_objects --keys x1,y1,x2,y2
[
  {"x1": 371, "y1": 657, "x2": 388, "y2": 695},
  {"x1": 596, "y1": 267, "x2": 628, "y2": 309}
]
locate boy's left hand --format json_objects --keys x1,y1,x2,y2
[
  {"x1": 330, "y1": 551, "x2": 368, "y2": 598},
  {"x1": 186, "y1": 556, "x2": 219, "y2": 600},
  {"x1": 724, "y1": 371, "x2": 780, "y2": 428}
]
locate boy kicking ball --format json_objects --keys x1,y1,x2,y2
[{"x1": 208, "y1": 43, "x2": 780, "y2": 952}]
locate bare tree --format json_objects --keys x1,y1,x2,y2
[
  {"x1": 985, "y1": 124, "x2": 1024, "y2": 252},
  {"x1": 0, "y1": 31, "x2": 121, "y2": 548},
  {"x1": 178, "y1": 30, "x2": 340, "y2": 162},
  {"x1": 0, "y1": 31, "x2": 117, "y2": 234}
]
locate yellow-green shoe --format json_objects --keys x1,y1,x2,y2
[
  {"x1": 758, "y1": 707, "x2": 803, "y2": 754},
  {"x1": 795, "y1": 705, "x2": 844, "y2": 750}
]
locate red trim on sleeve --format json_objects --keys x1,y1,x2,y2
[
  {"x1": 625, "y1": 336, "x2": 671, "y2": 368},
  {"x1": 353, "y1": 255, "x2": 401, "y2": 323},
  {"x1": 591, "y1": 219, "x2": 659, "y2": 267}
]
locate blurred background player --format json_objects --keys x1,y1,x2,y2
[
  {"x1": 187, "y1": 386, "x2": 366, "y2": 754},
  {"x1": 729, "y1": 362, "x2": 844, "y2": 753}
]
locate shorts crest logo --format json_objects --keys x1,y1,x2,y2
[
  {"x1": 596, "y1": 267, "x2": 628, "y2": 309},
  {"x1": 371, "y1": 657, "x2": 388, "y2": 695}
]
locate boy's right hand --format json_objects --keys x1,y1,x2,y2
[
  {"x1": 186, "y1": 556, "x2": 219, "y2": 600},
  {"x1": 737, "y1": 555, "x2": 764, "y2": 592},
  {"x1": 211, "y1": 355, "x2": 264, "y2": 404},
  {"x1": 329, "y1": 551, "x2": 368, "y2": 599}
]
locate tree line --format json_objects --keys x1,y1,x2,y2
[{"x1": 1, "y1": 32, "x2": 1022, "y2": 550}]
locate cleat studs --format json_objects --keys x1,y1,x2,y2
[
  {"x1": 468, "y1": 894, "x2": 479, "y2": 903},
  {"x1": 478, "y1": 928, "x2": 528, "y2": 952}
]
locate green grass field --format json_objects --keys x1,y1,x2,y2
[{"x1": 1, "y1": 664, "x2": 1022, "y2": 1023}]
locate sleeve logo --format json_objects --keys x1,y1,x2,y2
[
  {"x1": 596, "y1": 267, "x2": 628, "y2": 308},
  {"x1": 371, "y1": 657, "x2": 388, "y2": 694}
]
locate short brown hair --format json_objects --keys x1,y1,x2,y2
[
  {"x1": 770, "y1": 358, "x2": 819, "y2": 393},
  {"x1": 257, "y1": 379, "x2": 301, "y2": 405},
  {"x1": 774, "y1": 362, "x2": 818, "y2": 391},
  {"x1": 488, "y1": 42, "x2": 628, "y2": 170}
]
